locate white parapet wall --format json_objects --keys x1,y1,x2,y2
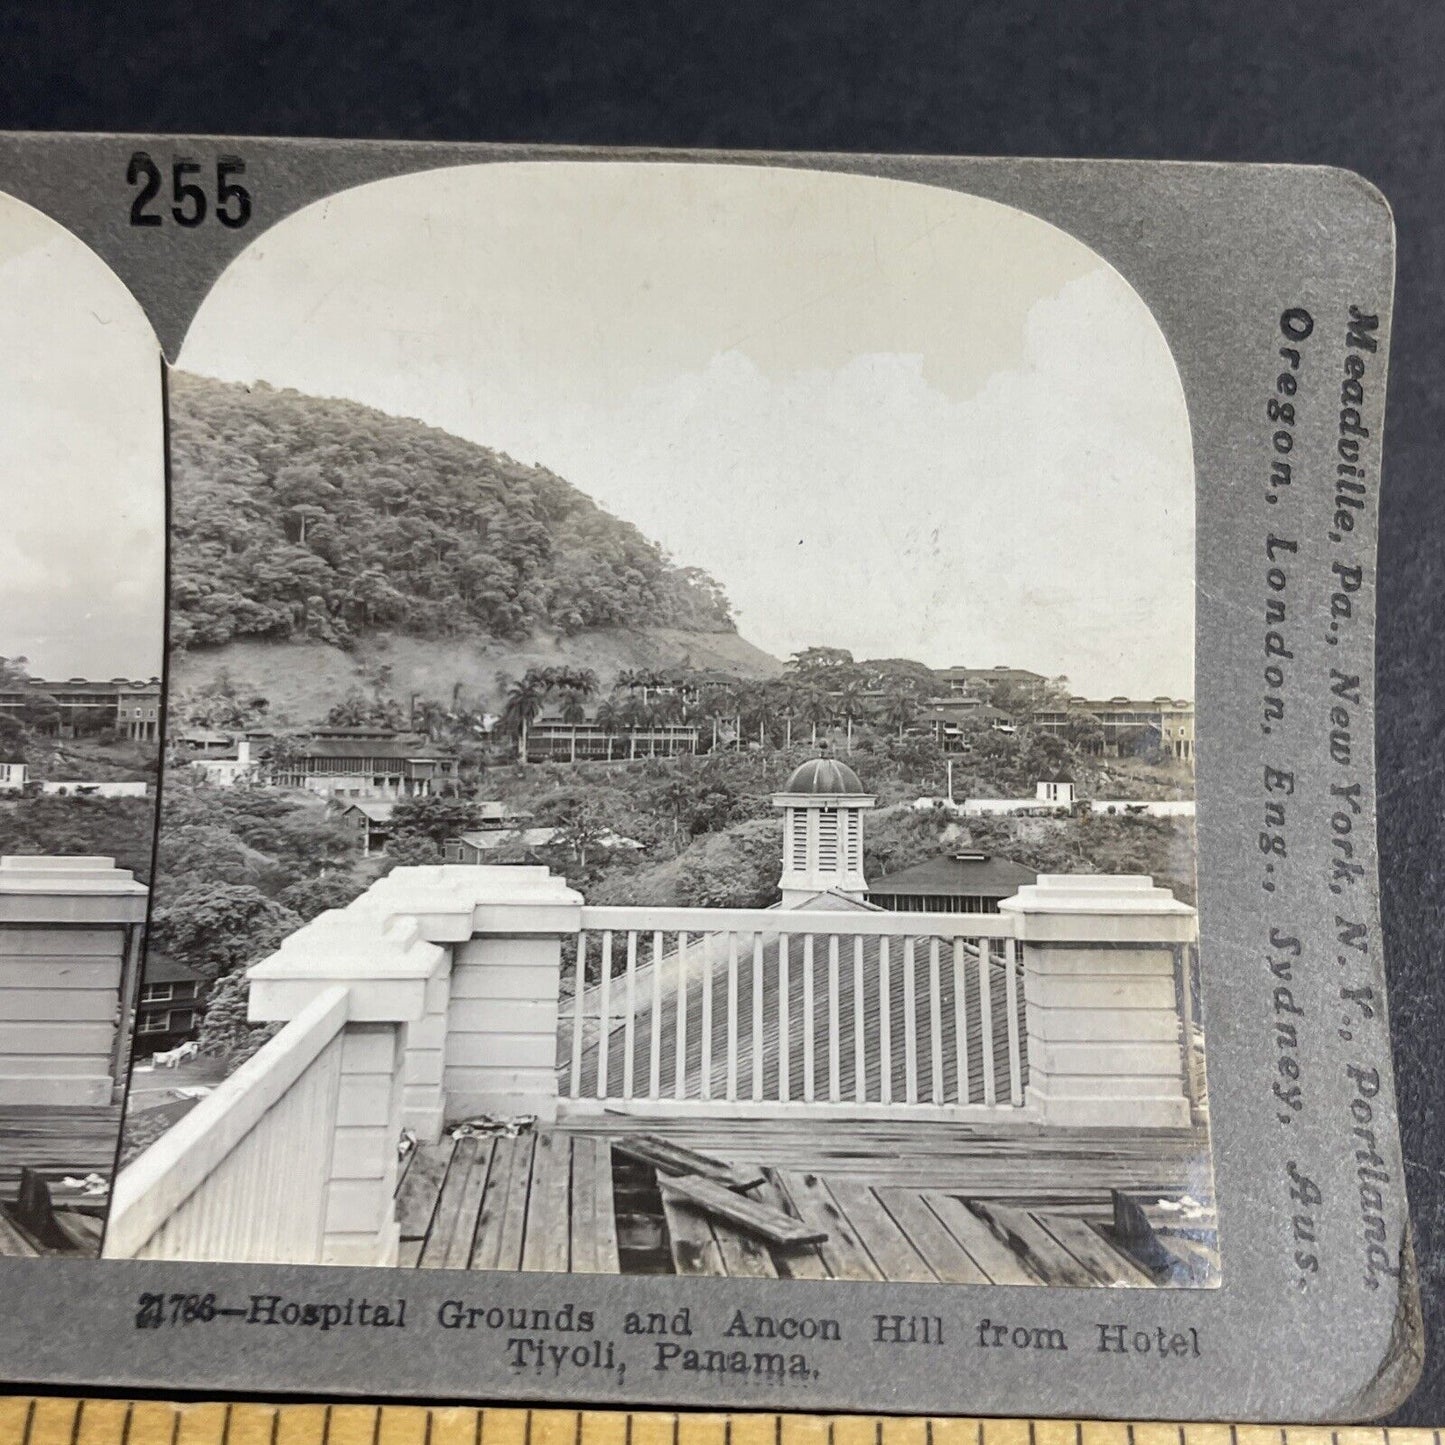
[
  {"x1": 0, "y1": 855, "x2": 148, "y2": 1106},
  {"x1": 1000, "y1": 874, "x2": 1198, "y2": 1129}
]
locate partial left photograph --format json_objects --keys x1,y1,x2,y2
[{"x1": 0, "y1": 193, "x2": 165, "y2": 1257}]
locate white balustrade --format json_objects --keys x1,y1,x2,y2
[{"x1": 560, "y1": 906, "x2": 1027, "y2": 1117}]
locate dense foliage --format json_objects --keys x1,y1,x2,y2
[
  {"x1": 168, "y1": 372, "x2": 735, "y2": 651},
  {"x1": 0, "y1": 795, "x2": 157, "y2": 881}
]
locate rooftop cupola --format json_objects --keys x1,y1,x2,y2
[{"x1": 771, "y1": 754, "x2": 876, "y2": 907}]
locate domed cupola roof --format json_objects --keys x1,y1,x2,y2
[{"x1": 781, "y1": 757, "x2": 866, "y2": 796}]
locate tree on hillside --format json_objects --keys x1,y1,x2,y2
[
  {"x1": 881, "y1": 689, "x2": 919, "y2": 738},
  {"x1": 167, "y1": 372, "x2": 737, "y2": 650},
  {"x1": 151, "y1": 883, "x2": 301, "y2": 982},
  {"x1": 557, "y1": 686, "x2": 588, "y2": 763},
  {"x1": 836, "y1": 678, "x2": 872, "y2": 752},
  {"x1": 389, "y1": 794, "x2": 482, "y2": 850}
]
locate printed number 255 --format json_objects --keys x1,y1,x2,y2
[{"x1": 127, "y1": 152, "x2": 251, "y2": 230}]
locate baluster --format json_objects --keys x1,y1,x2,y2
[
  {"x1": 778, "y1": 935, "x2": 791, "y2": 1102},
  {"x1": 802, "y1": 934, "x2": 816, "y2": 1103},
  {"x1": 700, "y1": 931, "x2": 713, "y2": 1102},
  {"x1": 903, "y1": 936, "x2": 918, "y2": 1104},
  {"x1": 675, "y1": 931, "x2": 689, "y2": 1100},
  {"x1": 853, "y1": 935, "x2": 867, "y2": 1102},
  {"x1": 979, "y1": 936, "x2": 996, "y2": 1105},
  {"x1": 953, "y1": 937, "x2": 970, "y2": 1104},
  {"x1": 570, "y1": 929, "x2": 587, "y2": 1099},
  {"x1": 726, "y1": 932, "x2": 740, "y2": 1102},
  {"x1": 928, "y1": 937, "x2": 943, "y2": 1104},
  {"x1": 649, "y1": 931, "x2": 663, "y2": 1099},
  {"x1": 596, "y1": 930, "x2": 613, "y2": 1099},
  {"x1": 827, "y1": 934, "x2": 841, "y2": 1102},
  {"x1": 622, "y1": 931, "x2": 638, "y2": 1101},
  {"x1": 879, "y1": 935, "x2": 892, "y2": 1104},
  {"x1": 1005, "y1": 935, "x2": 1023, "y2": 1106},
  {"x1": 752, "y1": 932, "x2": 765, "y2": 1101}
]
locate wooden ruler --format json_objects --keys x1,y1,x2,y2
[{"x1": 0, "y1": 1402, "x2": 1428, "y2": 1445}]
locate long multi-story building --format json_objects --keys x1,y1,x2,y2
[
  {"x1": 932, "y1": 664, "x2": 1052, "y2": 699},
  {"x1": 524, "y1": 718, "x2": 699, "y2": 763},
  {"x1": 1034, "y1": 695, "x2": 1195, "y2": 762},
  {"x1": 0, "y1": 677, "x2": 161, "y2": 742},
  {"x1": 244, "y1": 727, "x2": 460, "y2": 799}
]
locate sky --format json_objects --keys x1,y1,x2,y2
[
  {"x1": 0, "y1": 196, "x2": 165, "y2": 680},
  {"x1": 180, "y1": 161, "x2": 1195, "y2": 699}
]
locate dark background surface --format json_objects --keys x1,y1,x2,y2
[{"x1": 2, "y1": 0, "x2": 1442, "y2": 1422}]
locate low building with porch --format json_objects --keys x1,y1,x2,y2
[
  {"x1": 104, "y1": 758, "x2": 1212, "y2": 1285},
  {"x1": 868, "y1": 852, "x2": 1038, "y2": 915}
]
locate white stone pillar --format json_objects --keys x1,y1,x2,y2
[
  {"x1": 246, "y1": 910, "x2": 445, "y2": 1265},
  {"x1": 0, "y1": 855, "x2": 149, "y2": 1106},
  {"x1": 998, "y1": 874, "x2": 1198, "y2": 1129}
]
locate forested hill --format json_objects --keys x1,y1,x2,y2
[{"x1": 168, "y1": 373, "x2": 737, "y2": 652}]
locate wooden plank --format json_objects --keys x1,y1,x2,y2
[
  {"x1": 922, "y1": 1192, "x2": 1041, "y2": 1285},
  {"x1": 0, "y1": 1210, "x2": 40, "y2": 1257},
  {"x1": 397, "y1": 1238, "x2": 424, "y2": 1268},
  {"x1": 874, "y1": 1188, "x2": 990, "y2": 1284},
  {"x1": 711, "y1": 1214, "x2": 780, "y2": 1278},
  {"x1": 569, "y1": 1136, "x2": 620, "y2": 1274},
  {"x1": 418, "y1": 1138, "x2": 491, "y2": 1270},
  {"x1": 661, "y1": 1192, "x2": 725, "y2": 1276},
  {"x1": 649, "y1": 932, "x2": 663, "y2": 1099},
  {"x1": 774, "y1": 1171, "x2": 880, "y2": 1280},
  {"x1": 966, "y1": 1201, "x2": 1097, "y2": 1287},
  {"x1": 610, "y1": 1135, "x2": 764, "y2": 1191},
  {"x1": 49, "y1": 1209, "x2": 102, "y2": 1255},
  {"x1": 396, "y1": 1140, "x2": 454, "y2": 1242},
  {"x1": 824, "y1": 1180, "x2": 935, "y2": 1282},
  {"x1": 753, "y1": 1172, "x2": 828, "y2": 1281},
  {"x1": 520, "y1": 1133, "x2": 572, "y2": 1273},
  {"x1": 801, "y1": 935, "x2": 815, "y2": 1102},
  {"x1": 659, "y1": 1173, "x2": 826, "y2": 1247},
  {"x1": 472, "y1": 1134, "x2": 535, "y2": 1270},
  {"x1": 1037, "y1": 1213, "x2": 1154, "y2": 1287}
]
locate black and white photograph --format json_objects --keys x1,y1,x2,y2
[
  {"x1": 0, "y1": 190, "x2": 164, "y2": 1259},
  {"x1": 103, "y1": 161, "x2": 1215, "y2": 1288}
]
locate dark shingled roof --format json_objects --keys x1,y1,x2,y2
[
  {"x1": 141, "y1": 951, "x2": 205, "y2": 985},
  {"x1": 869, "y1": 853, "x2": 1037, "y2": 900}
]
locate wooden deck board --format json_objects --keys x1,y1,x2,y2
[
  {"x1": 776, "y1": 1171, "x2": 885, "y2": 1281},
  {"x1": 824, "y1": 1180, "x2": 936, "y2": 1282},
  {"x1": 967, "y1": 1201, "x2": 1099, "y2": 1288},
  {"x1": 397, "y1": 1140, "x2": 454, "y2": 1242},
  {"x1": 922, "y1": 1191, "x2": 1041, "y2": 1284},
  {"x1": 406, "y1": 1120, "x2": 1211, "y2": 1289},
  {"x1": 1037, "y1": 1213, "x2": 1154, "y2": 1287},
  {"x1": 569, "y1": 1136, "x2": 619, "y2": 1274},
  {"x1": 473, "y1": 1135, "x2": 535, "y2": 1271},
  {"x1": 874, "y1": 1187, "x2": 990, "y2": 1284},
  {"x1": 0, "y1": 1105, "x2": 122, "y2": 1202},
  {"x1": 521, "y1": 1132, "x2": 572, "y2": 1273},
  {"x1": 661, "y1": 1192, "x2": 726, "y2": 1276},
  {"x1": 754, "y1": 1172, "x2": 830, "y2": 1280},
  {"x1": 418, "y1": 1137, "x2": 492, "y2": 1270}
]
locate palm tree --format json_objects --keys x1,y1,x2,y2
[
  {"x1": 881, "y1": 688, "x2": 919, "y2": 739},
  {"x1": 501, "y1": 673, "x2": 546, "y2": 764},
  {"x1": 594, "y1": 697, "x2": 621, "y2": 761},
  {"x1": 837, "y1": 679, "x2": 871, "y2": 752},
  {"x1": 619, "y1": 694, "x2": 651, "y2": 760},
  {"x1": 796, "y1": 685, "x2": 833, "y2": 747},
  {"x1": 558, "y1": 686, "x2": 588, "y2": 764}
]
